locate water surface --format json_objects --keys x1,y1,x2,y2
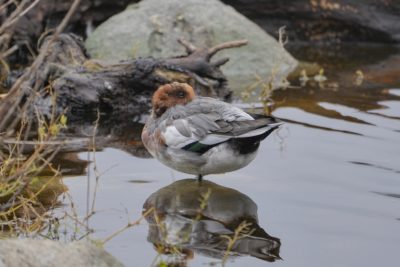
[{"x1": 57, "y1": 44, "x2": 400, "y2": 266}]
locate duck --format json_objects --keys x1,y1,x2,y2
[{"x1": 141, "y1": 82, "x2": 283, "y2": 181}]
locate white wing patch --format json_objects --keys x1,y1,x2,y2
[
  {"x1": 198, "y1": 135, "x2": 230, "y2": 145},
  {"x1": 162, "y1": 124, "x2": 229, "y2": 148},
  {"x1": 162, "y1": 125, "x2": 197, "y2": 148}
]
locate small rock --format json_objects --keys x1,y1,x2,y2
[{"x1": 0, "y1": 239, "x2": 124, "y2": 267}]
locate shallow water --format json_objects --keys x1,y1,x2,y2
[{"x1": 56, "y1": 44, "x2": 400, "y2": 266}]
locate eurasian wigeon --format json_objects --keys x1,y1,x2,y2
[{"x1": 141, "y1": 82, "x2": 283, "y2": 180}]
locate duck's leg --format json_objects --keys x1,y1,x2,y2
[{"x1": 197, "y1": 174, "x2": 203, "y2": 182}]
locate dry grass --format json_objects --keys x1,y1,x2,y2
[
  {"x1": 0, "y1": 0, "x2": 147, "y2": 244},
  {"x1": 0, "y1": 0, "x2": 87, "y2": 239},
  {"x1": 0, "y1": 110, "x2": 67, "y2": 235}
]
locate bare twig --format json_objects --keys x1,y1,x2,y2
[
  {"x1": 0, "y1": 0, "x2": 41, "y2": 35},
  {"x1": 178, "y1": 38, "x2": 197, "y2": 53},
  {"x1": 102, "y1": 207, "x2": 155, "y2": 244},
  {"x1": 208, "y1": 39, "x2": 248, "y2": 57},
  {"x1": 212, "y1": 57, "x2": 230, "y2": 67},
  {"x1": 85, "y1": 109, "x2": 100, "y2": 229},
  {"x1": 165, "y1": 38, "x2": 248, "y2": 90},
  {"x1": 0, "y1": 0, "x2": 14, "y2": 13},
  {"x1": 0, "y1": 44, "x2": 18, "y2": 58},
  {"x1": 0, "y1": 0, "x2": 81, "y2": 132},
  {"x1": 52, "y1": 0, "x2": 81, "y2": 38},
  {"x1": 278, "y1": 26, "x2": 288, "y2": 47}
]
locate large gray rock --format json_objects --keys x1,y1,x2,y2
[
  {"x1": 85, "y1": 0, "x2": 298, "y2": 91},
  {"x1": 0, "y1": 239, "x2": 123, "y2": 267}
]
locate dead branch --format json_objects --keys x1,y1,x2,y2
[
  {"x1": 208, "y1": 39, "x2": 248, "y2": 57},
  {"x1": 0, "y1": 34, "x2": 247, "y2": 134}
]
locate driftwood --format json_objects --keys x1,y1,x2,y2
[{"x1": 0, "y1": 33, "x2": 247, "y2": 134}]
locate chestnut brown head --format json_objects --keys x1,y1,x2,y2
[{"x1": 151, "y1": 82, "x2": 196, "y2": 117}]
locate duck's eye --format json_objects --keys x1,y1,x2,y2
[{"x1": 176, "y1": 91, "x2": 186, "y2": 98}]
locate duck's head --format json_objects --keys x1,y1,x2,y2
[{"x1": 152, "y1": 82, "x2": 196, "y2": 117}]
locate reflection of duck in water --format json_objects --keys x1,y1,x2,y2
[
  {"x1": 143, "y1": 179, "x2": 281, "y2": 264},
  {"x1": 141, "y1": 82, "x2": 282, "y2": 181}
]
